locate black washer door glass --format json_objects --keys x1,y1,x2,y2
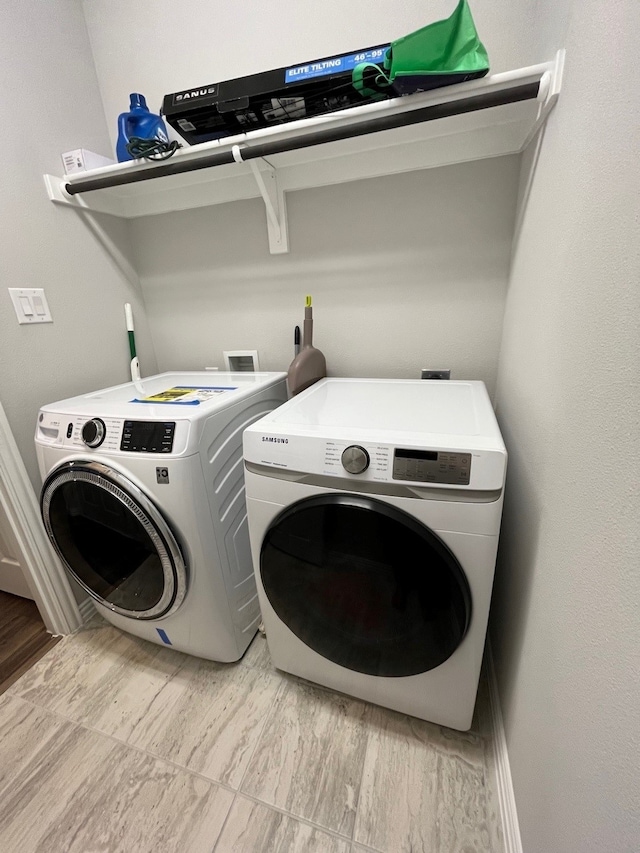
[
  {"x1": 261, "y1": 494, "x2": 472, "y2": 677},
  {"x1": 47, "y1": 479, "x2": 167, "y2": 614}
]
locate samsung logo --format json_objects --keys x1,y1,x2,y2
[
  {"x1": 174, "y1": 86, "x2": 217, "y2": 103},
  {"x1": 262, "y1": 436, "x2": 289, "y2": 444}
]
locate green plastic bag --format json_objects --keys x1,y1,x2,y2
[{"x1": 388, "y1": 0, "x2": 489, "y2": 94}]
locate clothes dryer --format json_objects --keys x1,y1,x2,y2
[
  {"x1": 36, "y1": 371, "x2": 287, "y2": 661},
  {"x1": 243, "y1": 378, "x2": 507, "y2": 730}
]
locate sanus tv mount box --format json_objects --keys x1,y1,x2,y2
[{"x1": 162, "y1": 44, "x2": 391, "y2": 145}]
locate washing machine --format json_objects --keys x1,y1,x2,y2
[
  {"x1": 243, "y1": 377, "x2": 507, "y2": 730},
  {"x1": 36, "y1": 370, "x2": 287, "y2": 662}
]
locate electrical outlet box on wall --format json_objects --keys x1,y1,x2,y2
[{"x1": 421, "y1": 369, "x2": 450, "y2": 380}]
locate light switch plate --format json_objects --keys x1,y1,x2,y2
[{"x1": 8, "y1": 288, "x2": 53, "y2": 324}]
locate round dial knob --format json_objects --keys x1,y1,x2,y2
[
  {"x1": 341, "y1": 445, "x2": 370, "y2": 475},
  {"x1": 81, "y1": 418, "x2": 106, "y2": 448}
]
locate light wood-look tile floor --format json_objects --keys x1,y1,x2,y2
[{"x1": 0, "y1": 621, "x2": 504, "y2": 852}]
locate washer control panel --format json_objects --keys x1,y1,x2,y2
[
  {"x1": 81, "y1": 418, "x2": 106, "y2": 448},
  {"x1": 121, "y1": 421, "x2": 176, "y2": 453},
  {"x1": 393, "y1": 448, "x2": 471, "y2": 485},
  {"x1": 37, "y1": 411, "x2": 182, "y2": 455},
  {"x1": 63, "y1": 416, "x2": 124, "y2": 453}
]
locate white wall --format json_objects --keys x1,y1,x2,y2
[
  {"x1": 491, "y1": 1, "x2": 640, "y2": 851},
  {"x1": 130, "y1": 156, "x2": 519, "y2": 390},
  {"x1": 0, "y1": 0, "x2": 157, "y2": 491}
]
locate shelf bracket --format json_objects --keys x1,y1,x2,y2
[
  {"x1": 43, "y1": 175, "x2": 140, "y2": 287},
  {"x1": 232, "y1": 146, "x2": 289, "y2": 254},
  {"x1": 521, "y1": 48, "x2": 565, "y2": 150}
]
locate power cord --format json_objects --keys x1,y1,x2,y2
[{"x1": 125, "y1": 136, "x2": 182, "y2": 161}]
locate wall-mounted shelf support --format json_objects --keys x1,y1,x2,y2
[
  {"x1": 43, "y1": 174, "x2": 139, "y2": 286},
  {"x1": 44, "y1": 51, "x2": 564, "y2": 259},
  {"x1": 232, "y1": 146, "x2": 288, "y2": 253}
]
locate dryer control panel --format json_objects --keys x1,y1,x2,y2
[
  {"x1": 325, "y1": 441, "x2": 471, "y2": 484},
  {"x1": 244, "y1": 429, "x2": 506, "y2": 491},
  {"x1": 393, "y1": 448, "x2": 471, "y2": 485}
]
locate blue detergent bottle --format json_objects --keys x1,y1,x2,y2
[{"x1": 116, "y1": 93, "x2": 169, "y2": 162}]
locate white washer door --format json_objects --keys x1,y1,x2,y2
[
  {"x1": 260, "y1": 493, "x2": 472, "y2": 677},
  {"x1": 41, "y1": 460, "x2": 187, "y2": 620}
]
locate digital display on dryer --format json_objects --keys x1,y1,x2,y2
[
  {"x1": 120, "y1": 421, "x2": 176, "y2": 453},
  {"x1": 393, "y1": 449, "x2": 471, "y2": 485},
  {"x1": 395, "y1": 449, "x2": 438, "y2": 461}
]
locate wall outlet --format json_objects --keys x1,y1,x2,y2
[{"x1": 421, "y1": 369, "x2": 451, "y2": 380}]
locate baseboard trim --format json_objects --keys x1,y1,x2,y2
[
  {"x1": 78, "y1": 597, "x2": 98, "y2": 625},
  {"x1": 487, "y1": 643, "x2": 523, "y2": 853}
]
